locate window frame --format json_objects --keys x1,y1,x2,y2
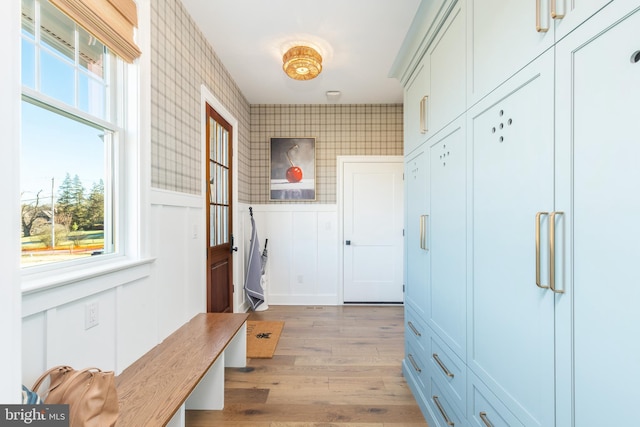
[{"x1": 20, "y1": 0, "x2": 146, "y2": 292}]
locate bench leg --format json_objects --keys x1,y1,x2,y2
[
  {"x1": 185, "y1": 353, "x2": 225, "y2": 410},
  {"x1": 185, "y1": 322, "x2": 247, "y2": 411},
  {"x1": 166, "y1": 404, "x2": 186, "y2": 427},
  {"x1": 225, "y1": 322, "x2": 247, "y2": 368}
]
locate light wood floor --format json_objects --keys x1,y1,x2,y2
[{"x1": 186, "y1": 305, "x2": 428, "y2": 427}]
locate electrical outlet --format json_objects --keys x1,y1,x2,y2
[{"x1": 85, "y1": 302, "x2": 99, "y2": 330}]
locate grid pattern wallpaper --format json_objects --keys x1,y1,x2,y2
[
  {"x1": 150, "y1": 0, "x2": 251, "y2": 201},
  {"x1": 250, "y1": 104, "x2": 404, "y2": 204}
]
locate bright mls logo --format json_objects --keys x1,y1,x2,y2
[{"x1": 0, "y1": 405, "x2": 68, "y2": 426}]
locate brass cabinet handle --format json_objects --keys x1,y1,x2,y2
[
  {"x1": 536, "y1": 0, "x2": 549, "y2": 32},
  {"x1": 536, "y1": 212, "x2": 549, "y2": 289},
  {"x1": 432, "y1": 353, "x2": 454, "y2": 378},
  {"x1": 419, "y1": 215, "x2": 429, "y2": 250},
  {"x1": 420, "y1": 96, "x2": 429, "y2": 133},
  {"x1": 432, "y1": 395, "x2": 455, "y2": 426},
  {"x1": 549, "y1": 211, "x2": 564, "y2": 293},
  {"x1": 408, "y1": 354, "x2": 422, "y2": 373},
  {"x1": 408, "y1": 321, "x2": 422, "y2": 337},
  {"x1": 551, "y1": 0, "x2": 565, "y2": 19},
  {"x1": 479, "y1": 411, "x2": 494, "y2": 427}
]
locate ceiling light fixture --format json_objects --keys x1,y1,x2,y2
[{"x1": 282, "y1": 45, "x2": 323, "y2": 80}]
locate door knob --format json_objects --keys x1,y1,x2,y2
[{"x1": 345, "y1": 240, "x2": 351, "y2": 245}]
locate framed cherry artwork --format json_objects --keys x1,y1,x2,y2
[{"x1": 269, "y1": 137, "x2": 316, "y2": 201}]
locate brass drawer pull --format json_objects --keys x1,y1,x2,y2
[
  {"x1": 433, "y1": 395, "x2": 455, "y2": 426},
  {"x1": 549, "y1": 211, "x2": 564, "y2": 294},
  {"x1": 551, "y1": 0, "x2": 565, "y2": 19},
  {"x1": 535, "y1": 212, "x2": 549, "y2": 289},
  {"x1": 479, "y1": 411, "x2": 494, "y2": 427},
  {"x1": 419, "y1": 215, "x2": 429, "y2": 250},
  {"x1": 408, "y1": 321, "x2": 422, "y2": 337},
  {"x1": 407, "y1": 354, "x2": 422, "y2": 373},
  {"x1": 432, "y1": 353, "x2": 454, "y2": 378},
  {"x1": 536, "y1": 0, "x2": 549, "y2": 32},
  {"x1": 419, "y1": 96, "x2": 429, "y2": 133}
]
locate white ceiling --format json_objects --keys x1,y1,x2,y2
[{"x1": 179, "y1": 0, "x2": 422, "y2": 105}]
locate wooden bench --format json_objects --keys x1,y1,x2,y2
[{"x1": 115, "y1": 313, "x2": 249, "y2": 427}]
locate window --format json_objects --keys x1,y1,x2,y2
[{"x1": 20, "y1": 0, "x2": 124, "y2": 268}]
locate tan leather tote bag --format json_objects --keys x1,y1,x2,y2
[{"x1": 32, "y1": 365, "x2": 118, "y2": 427}]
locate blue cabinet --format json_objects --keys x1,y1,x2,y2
[
  {"x1": 404, "y1": 146, "x2": 430, "y2": 319},
  {"x1": 555, "y1": 3, "x2": 640, "y2": 425},
  {"x1": 400, "y1": 1, "x2": 637, "y2": 426},
  {"x1": 468, "y1": 48, "x2": 556, "y2": 427},
  {"x1": 427, "y1": 118, "x2": 467, "y2": 361}
]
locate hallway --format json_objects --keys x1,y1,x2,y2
[{"x1": 186, "y1": 305, "x2": 427, "y2": 426}]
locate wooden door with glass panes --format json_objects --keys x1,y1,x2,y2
[{"x1": 206, "y1": 104, "x2": 234, "y2": 313}]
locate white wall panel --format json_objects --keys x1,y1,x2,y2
[
  {"x1": 116, "y1": 277, "x2": 157, "y2": 373},
  {"x1": 151, "y1": 204, "x2": 191, "y2": 338},
  {"x1": 186, "y1": 206, "x2": 206, "y2": 315},
  {"x1": 292, "y1": 212, "x2": 318, "y2": 296},
  {"x1": 265, "y1": 210, "x2": 294, "y2": 297},
  {"x1": 21, "y1": 313, "x2": 46, "y2": 387},
  {"x1": 243, "y1": 205, "x2": 339, "y2": 306},
  {"x1": 317, "y1": 211, "x2": 339, "y2": 298},
  {"x1": 46, "y1": 290, "x2": 117, "y2": 371}
]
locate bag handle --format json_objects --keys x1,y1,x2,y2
[
  {"x1": 32, "y1": 366, "x2": 73, "y2": 396},
  {"x1": 56, "y1": 368, "x2": 102, "y2": 402}
]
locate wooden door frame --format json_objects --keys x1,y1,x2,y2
[
  {"x1": 201, "y1": 85, "x2": 239, "y2": 312},
  {"x1": 336, "y1": 155, "x2": 403, "y2": 304}
]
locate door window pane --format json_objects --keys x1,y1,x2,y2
[{"x1": 208, "y1": 110, "x2": 231, "y2": 248}]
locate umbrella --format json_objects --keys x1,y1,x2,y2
[
  {"x1": 261, "y1": 238, "x2": 269, "y2": 275},
  {"x1": 256, "y1": 238, "x2": 269, "y2": 311},
  {"x1": 244, "y1": 207, "x2": 265, "y2": 310}
]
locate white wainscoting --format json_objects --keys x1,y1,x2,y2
[
  {"x1": 237, "y1": 204, "x2": 339, "y2": 306},
  {"x1": 21, "y1": 189, "x2": 207, "y2": 386},
  {"x1": 20, "y1": 196, "x2": 340, "y2": 387}
]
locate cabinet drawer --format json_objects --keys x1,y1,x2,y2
[
  {"x1": 428, "y1": 379, "x2": 466, "y2": 427},
  {"x1": 429, "y1": 332, "x2": 466, "y2": 413},
  {"x1": 405, "y1": 338, "x2": 429, "y2": 396},
  {"x1": 405, "y1": 306, "x2": 428, "y2": 351},
  {"x1": 467, "y1": 372, "x2": 524, "y2": 427}
]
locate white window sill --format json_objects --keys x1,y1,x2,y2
[{"x1": 21, "y1": 257, "x2": 155, "y2": 317}]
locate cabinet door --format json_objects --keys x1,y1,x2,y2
[
  {"x1": 468, "y1": 0, "x2": 554, "y2": 105},
  {"x1": 428, "y1": 118, "x2": 466, "y2": 359},
  {"x1": 468, "y1": 50, "x2": 555, "y2": 427},
  {"x1": 428, "y1": 1, "x2": 466, "y2": 135},
  {"x1": 553, "y1": 0, "x2": 613, "y2": 40},
  {"x1": 555, "y1": 4, "x2": 640, "y2": 426},
  {"x1": 404, "y1": 57, "x2": 430, "y2": 156},
  {"x1": 405, "y1": 146, "x2": 430, "y2": 319}
]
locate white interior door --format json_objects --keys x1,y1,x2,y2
[{"x1": 342, "y1": 159, "x2": 404, "y2": 303}]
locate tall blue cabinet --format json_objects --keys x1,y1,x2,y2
[{"x1": 392, "y1": 1, "x2": 640, "y2": 426}]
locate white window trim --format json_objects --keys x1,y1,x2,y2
[{"x1": 20, "y1": 0, "x2": 152, "y2": 296}]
